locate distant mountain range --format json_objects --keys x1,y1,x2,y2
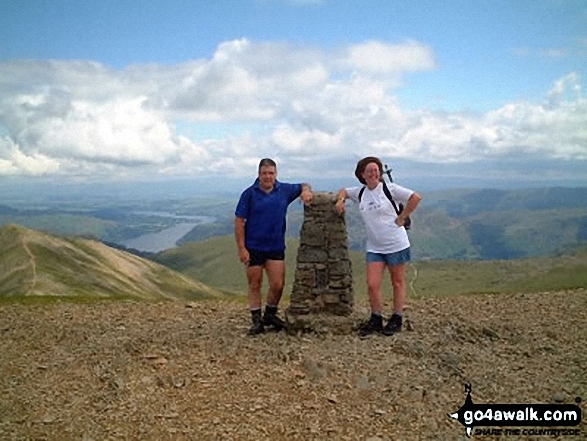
[
  {"x1": 408, "y1": 187, "x2": 587, "y2": 260},
  {"x1": 1, "y1": 223, "x2": 585, "y2": 300},
  {"x1": 1, "y1": 186, "x2": 586, "y2": 262},
  {"x1": 0, "y1": 224, "x2": 225, "y2": 300},
  {"x1": 176, "y1": 187, "x2": 587, "y2": 261}
]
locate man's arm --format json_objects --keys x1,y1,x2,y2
[
  {"x1": 300, "y1": 183, "x2": 313, "y2": 205},
  {"x1": 234, "y1": 216, "x2": 249, "y2": 265}
]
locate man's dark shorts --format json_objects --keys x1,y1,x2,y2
[{"x1": 248, "y1": 248, "x2": 285, "y2": 267}]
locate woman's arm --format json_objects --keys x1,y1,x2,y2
[
  {"x1": 335, "y1": 188, "x2": 350, "y2": 214},
  {"x1": 395, "y1": 192, "x2": 422, "y2": 226}
]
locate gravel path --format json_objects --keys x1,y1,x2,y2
[{"x1": 1, "y1": 290, "x2": 585, "y2": 440}]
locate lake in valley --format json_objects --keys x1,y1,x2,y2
[{"x1": 120, "y1": 214, "x2": 215, "y2": 253}]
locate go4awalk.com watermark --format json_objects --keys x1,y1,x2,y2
[{"x1": 448, "y1": 384, "x2": 583, "y2": 438}]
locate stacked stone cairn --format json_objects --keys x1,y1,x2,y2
[{"x1": 286, "y1": 192, "x2": 357, "y2": 333}]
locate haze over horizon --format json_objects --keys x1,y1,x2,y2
[{"x1": 1, "y1": 0, "x2": 586, "y2": 191}]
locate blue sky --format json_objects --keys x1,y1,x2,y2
[{"x1": 0, "y1": 0, "x2": 586, "y2": 190}]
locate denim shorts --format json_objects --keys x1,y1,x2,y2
[
  {"x1": 248, "y1": 248, "x2": 285, "y2": 267},
  {"x1": 366, "y1": 247, "x2": 411, "y2": 266}
]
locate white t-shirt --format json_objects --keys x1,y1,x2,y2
[{"x1": 346, "y1": 182, "x2": 413, "y2": 254}]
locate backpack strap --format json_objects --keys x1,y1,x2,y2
[
  {"x1": 358, "y1": 186, "x2": 365, "y2": 202},
  {"x1": 381, "y1": 181, "x2": 402, "y2": 216}
]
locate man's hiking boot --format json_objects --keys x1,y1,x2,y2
[
  {"x1": 263, "y1": 307, "x2": 285, "y2": 331},
  {"x1": 357, "y1": 314, "x2": 383, "y2": 337},
  {"x1": 247, "y1": 311, "x2": 265, "y2": 336},
  {"x1": 382, "y1": 314, "x2": 403, "y2": 336}
]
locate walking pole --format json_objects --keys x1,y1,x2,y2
[
  {"x1": 383, "y1": 164, "x2": 394, "y2": 183},
  {"x1": 383, "y1": 163, "x2": 411, "y2": 230}
]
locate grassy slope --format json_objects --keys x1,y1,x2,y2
[
  {"x1": 410, "y1": 252, "x2": 587, "y2": 297},
  {"x1": 0, "y1": 224, "x2": 226, "y2": 302},
  {"x1": 152, "y1": 235, "x2": 289, "y2": 295},
  {"x1": 0, "y1": 224, "x2": 33, "y2": 296},
  {"x1": 153, "y1": 235, "x2": 587, "y2": 299},
  {"x1": 3, "y1": 221, "x2": 586, "y2": 304}
]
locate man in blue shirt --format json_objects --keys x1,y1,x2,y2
[{"x1": 235, "y1": 158, "x2": 313, "y2": 335}]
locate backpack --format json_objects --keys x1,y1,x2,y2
[{"x1": 358, "y1": 181, "x2": 412, "y2": 230}]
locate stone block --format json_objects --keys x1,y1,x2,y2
[
  {"x1": 328, "y1": 260, "x2": 351, "y2": 277},
  {"x1": 300, "y1": 223, "x2": 326, "y2": 247},
  {"x1": 322, "y1": 292, "x2": 341, "y2": 304},
  {"x1": 297, "y1": 247, "x2": 329, "y2": 263},
  {"x1": 328, "y1": 247, "x2": 348, "y2": 260},
  {"x1": 293, "y1": 268, "x2": 315, "y2": 286},
  {"x1": 329, "y1": 276, "x2": 352, "y2": 289}
]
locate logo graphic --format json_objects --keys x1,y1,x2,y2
[{"x1": 448, "y1": 384, "x2": 582, "y2": 438}]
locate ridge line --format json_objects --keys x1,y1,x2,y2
[{"x1": 22, "y1": 236, "x2": 37, "y2": 295}]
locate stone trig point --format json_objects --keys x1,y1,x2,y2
[{"x1": 286, "y1": 192, "x2": 357, "y2": 334}]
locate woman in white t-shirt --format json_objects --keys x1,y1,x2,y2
[{"x1": 336, "y1": 157, "x2": 422, "y2": 337}]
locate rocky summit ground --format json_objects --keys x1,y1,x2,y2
[{"x1": 1, "y1": 290, "x2": 586, "y2": 441}]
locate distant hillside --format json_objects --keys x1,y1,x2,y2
[
  {"x1": 343, "y1": 187, "x2": 587, "y2": 260},
  {"x1": 424, "y1": 187, "x2": 587, "y2": 215},
  {"x1": 0, "y1": 224, "x2": 225, "y2": 301},
  {"x1": 177, "y1": 187, "x2": 587, "y2": 261},
  {"x1": 152, "y1": 235, "x2": 587, "y2": 297},
  {"x1": 154, "y1": 235, "x2": 374, "y2": 297},
  {"x1": 2, "y1": 186, "x2": 586, "y2": 261},
  {"x1": 153, "y1": 235, "x2": 301, "y2": 295}
]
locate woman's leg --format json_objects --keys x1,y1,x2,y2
[
  {"x1": 367, "y1": 261, "x2": 386, "y2": 314},
  {"x1": 389, "y1": 262, "x2": 407, "y2": 314},
  {"x1": 357, "y1": 261, "x2": 387, "y2": 336}
]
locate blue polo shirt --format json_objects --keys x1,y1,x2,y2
[{"x1": 235, "y1": 180, "x2": 302, "y2": 252}]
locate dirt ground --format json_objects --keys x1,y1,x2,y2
[{"x1": 1, "y1": 290, "x2": 586, "y2": 440}]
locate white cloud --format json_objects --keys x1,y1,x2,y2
[
  {"x1": 270, "y1": 124, "x2": 342, "y2": 154},
  {"x1": 485, "y1": 73, "x2": 587, "y2": 160},
  {"x1": 36, "y1": 98, "x2": 179, "y2": 164},
  {"x1": 343, "y1": 40, "x2": 435, "y2": 74},
  {"x1": 513, "y1": 38, "x2": 587, "y2": 60},
  {"x1": 0, "y1": 40, "x2": 585, "y2": 180},
  {"x1": 0, "y1": 137, "x2": 60, "y2": 176},
  {"x1": 547, "y1": 72, "x2": 582, "y2": 107}
]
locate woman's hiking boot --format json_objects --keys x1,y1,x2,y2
[
  {"x1": 357, "y1": 314, "x2": 383, "y2": 337},
  {"x1": 382, "y1": 314, "x2": 403, "y2": 336}
]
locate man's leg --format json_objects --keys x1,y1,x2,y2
[
  {"x1": 265, "y1": 259, "x2": 285, "y2": 307},
  {"x1": 246, "y1": 264, "x2": 264, "y2": 310},
  {"x1": 263, "y1": 259, "x2": 286, "y2": 330},
  {"x1": 246, "y1": 264, "x2": 265, "y2": 335}
]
